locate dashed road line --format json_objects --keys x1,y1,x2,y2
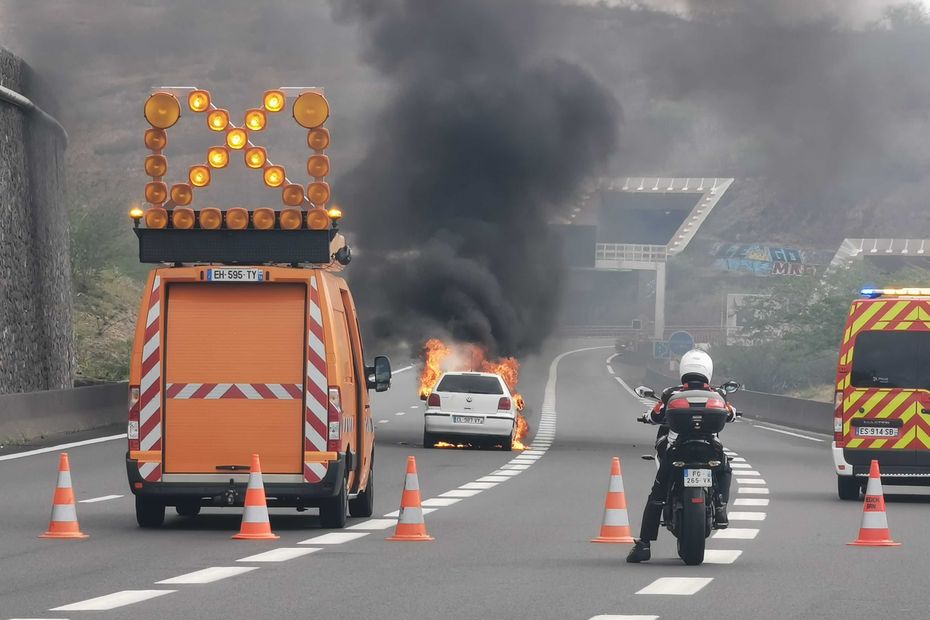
[
  {"x1": 590, "y1": 616, "x2": 659, "y2": 620},
  {"x1": 298, "y1": 532, "x2": 369, "y2": 545},
  {"x1": 734, "y1": 498, "x2": 769, "y2": 506},
  {"x1": 460, "y1": 481, "x2": 498, "y2": 490},
  {"x1": 737, "y1": 478, "x2": 767, "y2": 485},
  {"x1": 738, "y1": 487, "x2": 770, "y2": 495},
  {"x1": 393, "y1": 365, "x2": 414, "y2": 374},
  {"x1": 79, "y1": 494, "x2": 123, "y2": 503},
  {"x1": 421, "y1": 497, "x2": 461, "y2": 507},
  {"x1": 637, "y1": 577, "x2": 713, "y2": 595},
  {"x1": 731, "y1": 463, "x2": 752, "y2": 469},
  {"x1": 703, "y1": 549, "x2": 743, "y2": 564},
  {"x1": 734, "y1": 470, "x2": 761, "y2": 476},
  {"x1": 156, "y1": 566, "x2": 258, "y2": 585},
  {"x1": 712, "y1": 528, "x2": 759, "y2": 539},
  {"x1": 728, "y1": 512, "x2": 766, "y2": 521},
  {"x1": 347, "y1": 519, "x2": 398, "y2": 530},
  {"x1": 237, "y1": 547, "x2": 321, "y2": 562},
  {"x1": 51, "y1": 590, "x2": 175, "y2": 611},
  {"x1": 477, "y1": 475, "x2": 510, "y2": 482},
  {"x1": 439, "y1": 489, "x2": 482, "y2": 498}
]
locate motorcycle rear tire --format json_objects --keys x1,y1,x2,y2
[{"x1": 677, "y1": 487, "x2": 706, "y2": 566}]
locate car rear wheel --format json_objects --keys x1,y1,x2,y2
[
  {"x1": 423, "y1": 430, "x2": 438, "y2": 448},
  {"x1": 135, "y1": 495, "x2": 165, "y2": 528},
  {"x1": 319, "y1": 477, "x2": 348, "y2": 528},
  {"x1": 837, "y1": 475, "x2": 861, "y2": 500},
  {"x1": 499, "y1": 433, "x2": 513, "y2": 451},
  {"x1": 349, "y1": 468, "x2": 374, "y2": 518}
]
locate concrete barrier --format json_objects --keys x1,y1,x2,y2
[{"x1": 0, "y1": 383, "x2": 126, "y2": 443}]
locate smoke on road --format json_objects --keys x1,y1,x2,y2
[{"x1": 331, "y1": 0, "x2": 619, "y2": 356}]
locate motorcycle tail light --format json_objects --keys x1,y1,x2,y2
[
  {"x1": 668, "y1": 398, "x2": 690, "y2": 409},
  {"x1": 705, "y1": 397, "x2": 726, "y2": 409}
]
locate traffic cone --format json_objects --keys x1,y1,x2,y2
[
  {"x1": 233, "y1": 454, "x2": 279, "y2": 540},
  {"x1": 592, "y1": 457, "x2": 635, "y2": 543},
  {"x1": 848, "y1": 459, "x2": 900, "y2": 547},
  {"x1": 40, "y1": 452, "x2": 88, "y2": 539},
  {"x1": 387, "y1": 456, "x2": 434, "y2": 542}
]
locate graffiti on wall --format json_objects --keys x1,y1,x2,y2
[{"x1": 712, "y1": 243, "x2": 828, "y2": 276}]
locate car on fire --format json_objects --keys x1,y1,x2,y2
[{"x1": 422, "y1": 371, "x2": 516, "y2": 450}]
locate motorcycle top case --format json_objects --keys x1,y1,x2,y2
[{"x1": 665, "y1": 390, "x2": 728, "y2": 434}]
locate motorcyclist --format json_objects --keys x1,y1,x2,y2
[{"x1": 626, "y1": 349, "x2": 735, "y2": 563}]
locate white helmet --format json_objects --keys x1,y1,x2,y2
[{"x1": 679, "y1": 349, "x2": 713, "y2": 384}]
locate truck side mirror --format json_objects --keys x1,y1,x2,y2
[{"x1": 367, "y1": 355, "x2": 392, "y2": 392}]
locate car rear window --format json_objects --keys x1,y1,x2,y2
[
  {"x1": 850, "y1": 331, "x2": 930, "y2": 389},
  {"x1": 436, "y1": 374, "x2": 504, "y2": 395}
]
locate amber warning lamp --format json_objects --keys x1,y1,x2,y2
[{"x1": 134, "y1": 87, "x2": 346, "y2": 266}]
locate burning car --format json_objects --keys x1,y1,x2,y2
[{"x1": 423, "y1": 371, "x2": 517, "y2": 450}]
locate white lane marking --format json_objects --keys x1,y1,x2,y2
[
  {"x1": 613, "y1": 375, "x2": 639, "y2": 399},
  {"x1": 0, "y1": 434, "x2": 126, "y2": 462},
  {"x1": 731, "y1": 463, "x2": 752, "y2": 469},
  {"x1": 347, "y1": 519, "x2": 398, "y2": 530},
  {"x1": 439, "y1": 489, "x2": 482, "y2": 498},
  {"x1": 728, "y1": 512, "x2": 766, "y2": 521},
  {"x1": 477, "y1": 475, "x2": 511, "y2": 483},
  {"x1": 378, "y1": 419, "x2": 389, "y2": 424},
  {"x1": 393, "y1": 365, "x2": 414, "y2": 374},
  {"x1": 737, "y1": 478, "x2": 767, "y2": 485},
  {"x1": 409, "y1": 405, "x2": 418, "y2": 409},
  {"x1": 513, "y1": 455, "x2": 541, "y2": 462},
  {"x1": 52, "y1": 590, "x2": 175, "y2": 611},
  {"x1": 738, "y1": 487, "x2": 770, "y2": 495},
  {"x1": 460, "y1": 482, "x2": 498, "y2": 490},
  {"x1": 298, "y1": 532, "x2": 369, "y2": 545},
  {"x1": 734, "y1": 498, "x2": 769, "y2": 506},
  {"x1": 703, "y1": 549, "x2": 743, "y2": 564},
  {"x1": 590, "y1": 616, "x2": 659, "y2": 620},
  {"x1": 607, "y1": 366, "x2": 615, "y2": 375},
  {"x1": 731, "y1": 457, "x2": 746, "y2": 462},
  {"x1": 383, "y1": 508, "x2": 437, "y2": 518},
  {"x1": 490, "y1": 470, "x2": 522, "y2": 477},
  {"x1": 395, "y1": 411, "x2": 406, "y2": 416},
  {"x1": 421, "y1": 497, "x2": 462, "y2": 507},
  {"x1": 523, "y1": 450, "x2": 546, "y2": 456},
  {"x1": 156, "y1": 566, "x2": 258, "y2": 585},
  {"x1": 637, "y1": 577, "x2": 713, "y2": 595},
  {"x1": 733, "y1": 470, "x2": 760, "y2": 476},
  {"x1": 500, "y1": 464, "x2": 531, "y2": 471},
  {"x1": 79, "y1": 494, "x2": 124, "y2": 503},
  {"x1": 712, "y1": 528, "x2": 759, "y2": 539},
  {"x1": 753, "y1": 424, "x2": 824, "y2": 442},
  {"x1": 237, "y1": 547, "x2": 321, "y2": 562}
]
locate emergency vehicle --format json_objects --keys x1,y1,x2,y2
[
  {"x1": 126, "y1": 88, "x2": 391, "y2": 528},
  {"x1": 833, "y1": 287, "x2": 930, "y2": 499}
]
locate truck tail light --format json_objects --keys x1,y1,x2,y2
[
  {"x1": 128, "y1": 385, "x2": 141, "y2": 452},
  {"x1": 498, "y1": 397, "x2": 512, "y2": 411},
  {"x1": 427, "y1": 392, "x2": 441, "y2": 408},
  {"x1": 834, "y1": 390, "x2": 845, "y2": 446},
  {"x1": 327, "y1": 387, "x2": 342, "y2": 451}
]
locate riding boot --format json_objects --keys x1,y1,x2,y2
[
  {"x1": 626, "y1": 539, "x2": 651, "y2": 563},
  {"x1": 715, "y1": 502, "x2": 729, "y2": 529}
]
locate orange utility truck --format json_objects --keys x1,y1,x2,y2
[{"x1": 126, "y1": 87, "x2": 391, "y2": 528}]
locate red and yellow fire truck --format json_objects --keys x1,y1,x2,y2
[{"x1": 126, "y1": 88, "x2": 390, "y2": 528}]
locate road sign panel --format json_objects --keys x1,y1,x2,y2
[
  {"x1": 654, "y1": 341, "x2": 671, "y2": 359},
  {"x1": 668, "y1": 331, "x2": 694, "y2": 356}
]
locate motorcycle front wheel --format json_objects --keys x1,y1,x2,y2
[{"x1": 677, "y1": 487, "x2": 706, "y2": 566}]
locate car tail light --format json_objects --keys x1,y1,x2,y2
[
  {"x1": 498, "y1": 397, "x2": 512, "y2": 411},
  {"x1": 427, "y1": 392, "x2": 441, "y2": 408},
  {"x1": 834, "y1": 390, "x2": 845, "y2": 446},
  {"x1": 667, "y1": 398, "x2": 690, "y2": 409},
  {"x1": 705, "y1": 397, "x2": 726, "y2": 409},
  {"x1": 328, "y1": 387, "x2": 342, "y2": 451},
  {"x1": 128, "y1": 385, "x2": 140, "y2": 452}
]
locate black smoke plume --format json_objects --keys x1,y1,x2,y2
[{"x1": 332, "y1": 0, "x2": 619, "y2": 356}]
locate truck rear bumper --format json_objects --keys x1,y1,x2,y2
[
  {"x1": 838, "y1": 444, "x2": 930, "y2": 484},
  {"x1": 126, "y1": 453, "x2": 346, "y2": 507}
]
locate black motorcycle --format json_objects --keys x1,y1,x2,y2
[{"x1": 635, "y1": 382, "x2": 741, "y2": 566}]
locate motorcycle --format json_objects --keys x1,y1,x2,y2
[{"x1": 634, "y1": 381, "x2": 742, "y2": 566}]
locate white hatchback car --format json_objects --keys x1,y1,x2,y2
[{"x1": 423, "y1": 371, "x2": 516, "y2": 450}]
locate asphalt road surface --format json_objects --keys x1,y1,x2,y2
[{"x1": 2, "y1": 340, "x2": 929, "y2": 619}]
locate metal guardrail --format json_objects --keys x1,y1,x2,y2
[
  {"x1": 0, "y1": 83, "x2": 69, "y2": 144},
  {"x1": 595, "y1": 243, "x2": 667, "y2": 263}
]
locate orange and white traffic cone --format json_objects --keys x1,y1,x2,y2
[
  {"x1": 387, "y1": 456, "x2": 434, "y2": 542},
  {"x1": 848, "y1": 459, "x2": 900, "y2": 547},
  {"x1": 592, "y1": 456, "x2": 635, "y2": 544},
  {"x1": 233, "y1": 454, "x2": 279, "y2": 540},
  {"x1": 40, "y1": 452, "x2": 88, "y2": 539}
]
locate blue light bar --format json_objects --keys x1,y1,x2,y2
[{"x1": 859, "y1": 287, "x2": 930, "y2": 298}]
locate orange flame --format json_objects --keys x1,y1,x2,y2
[{"x1": 418, "y1": 338, "x2": 530, "y2": 450}]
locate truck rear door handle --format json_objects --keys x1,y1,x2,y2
[{"x1": 215, "y1": 465, "x2": 249, "y2": 471}]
